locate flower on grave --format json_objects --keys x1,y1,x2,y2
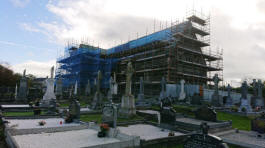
[
  {"x1": 100, "y1": 123, "x2": 110, "y2": 131},
  {"x1": 38, "y1": 120, "x2": 46, "y2": 126}
]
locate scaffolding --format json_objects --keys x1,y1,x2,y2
[{"x1": 56, "y1": 10, "x2": 223, "y2": 96}]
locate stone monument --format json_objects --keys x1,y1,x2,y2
[
  {"x1": 159, "y1": 77, "x2": 166, "y2": 100},
  {"x1": 113, "y1": 72, "x2": 118, "y2": 95},
  {"x1": 255, "y1": 79, "x2": 264, "y2": 107},
  {"x1": 178, "y1": 79, "x2": 186, "y2": 101},
  {"x1": 55, "y1": 77, "x2": 63, "y2": 97},
  {"x1": 225, "y1": 84, "x2": 233, "y2": 106},
  {"x1": 102, "y1": 103, "x2": 117, "y2": 128},
  {"x1": 120, "y1": 61, "x2": 136, "y2": 117},
  {"x1": 160, "y1": 97, "x2": 176, "y2": 125},
  {"x1": 251, "y1": 112, "x2": 265, "y2": 134},
  {"x1": 184, "y1": 122, "x2": 229, "y2": 148},
  {"x1": 211, "y1": 74, "x2": 222, "y2": 107},
  {"x1": 239, "y1": 81, "x2": 252, "y2": 112},
  {"x1": 17, "y1": 69, "x2": 28, "y2": 102},
  {"x1": 251, "y1": 79, "x2": 258, "y2": 107},
  {"x1": 74, "y1": 80, "x2": 78, "y2": 95},
  {"x1": 41, "y1": 66, "x2": 56, "y2": 107},
  {"x1": 195, "y1": 105, "x2": 217, "y2": 122},
  {"x1": 66, "y1": 99, "x2": 80, "y2": 123},
  {"x1": 85, "y1": 79, "x2": 91, "y2": 96},
  {"x1": 107, "y1": 77, "x2": 114, "y2": 103},
  {"x1": 91, "y1": 70, "x2": 103, "y2": 110},
  {"x1": 137, "y1": 77, "x2": 144, "y2": 100}
]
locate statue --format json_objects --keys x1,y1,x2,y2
[
  {"x1": 125, "y1": 61, "x2": 134, "y2": 95},
  {"x1": 23, "y1": 69, "x2": 26, "y2": 77}
]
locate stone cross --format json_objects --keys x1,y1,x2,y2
[
  {"x1": 213, "y1": 74, "x2": 220, "y2": 94},
  {"x1": 241, "y1": 81, "x2": 248, "y2": 99},
  {"x1": 125, "y1": 61, "x2": 134, "y2": 96},
  {"x1": 50, "y1": 66, "x2": 54, "y2": 79},
  {"x1": 23, "y1": 69, "x2": 26, "y2": 77},
  {"x1": 139, "y1": 77, "x2": 144, "y2": 94},
  {"x1": 96, "y1": 71, "x2": 102, "y2": 93},
  {"x1": 257, "y1": 79, "x2": 263, "y2": 98}
]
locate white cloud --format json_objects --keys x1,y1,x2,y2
[
  {"x1": 19, "y1": 0, "x2": 265, "y2": 86},
  {"x1": 9, "y1": 0, "x2": 30, "y2": 8},
  {"x1": 12, "y1": 60, "x2": 56, "y2": 77}
]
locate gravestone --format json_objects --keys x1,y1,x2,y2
[
  {"x1": 178, "y1": 79, "x2": 186, "y2": 101},
  {"x1": 107, "y1": 77, "x2": 114, "y2": 103},
  {"x1": 55, "y1": 77, "x2": 63, "y2": 98},
  {"x1": 113, "y1": 72, "x2": 118, "y2": 95},
  {"x1": 251, "y1": 112, "x2": 265, "y2": 134},
  {"x1": 91, "y1": 71, "x2": 103, "y2": 110},
  {"x1": 251, "y1": 79, "x2": 258, "y2": 107},
  {"x1": 102, "y1": 103, "x2": 117, "y2": 128},
  {"x1": 159, "y1": 77, "x2": 166, "y2": 100},
  {"x1": 160, "y1": 97, "x2": 176, "y2": 125},
  {"x1": 225, "y1": 84, "x2": 233, "y2": 106},
  {"x1": 85, "y1": 79, "x2": 91, "y2": 96},
  {"x1": 67, "y1": 99, "x2": 80, "y2": 122},
  {"x1": 211, "y1": 74, "x2": 222, "y2": 107},
  {"x1": 120, "y1": 61, "x2": 136, "y2": 116},
  {"x1": 195, "y1": 105, "x2": 217, "y2": 122},
  {"x1": 191, "y1": 93, "x2": 202, "y2": 105},
  {"x1": 184, "y1": 122, "x2": 229, "y2": 148},
  {"x1": 47, "y1": 99, "x2": 57, "y2": 115},
  {"x1": 74, "y1": 80, "x2": 78, "y2": 95},
  {"x1": 255, "y1": 80, "x2": 264, "y2": 107},
  {"x1": 41, "y1": 66, "x2": 56, "y2": 107},
  {"x1": 17, "y1": 69, "x2": 28, "y2": 102},
  {"x1": 239, "y1": 81, "x2": 252, "y2": 112},
  {"x1": 137, "y1": 77, "x2": 144, "y2": 100}
]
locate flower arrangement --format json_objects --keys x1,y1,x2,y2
[
  {"x1": 98, "y1": 123, "x2": 110, "y2": 137},
  {"x1": 38, "y1": 120, "x2": 46, "y2": 126}
]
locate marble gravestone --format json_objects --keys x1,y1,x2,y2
[
  {"x1": 178, "y1": 79, "x2": 186, "y2": 101},
  {"x1": 41, "y1": 66, "x2": 56, "y2": 107},
  {"x1": 184, "y1": 122, "x2": 229, "y2": 148},
  {"x1": 195, "y1": 105, "x2": 217, "y2": 122},
  {"x1": 137, "y1": 77, "x2": 144, "y2": 100},
  {"x1": 211, "y1": 74, "x2": 222, "y2": 107},
  {"x1": 255, "y1": 80, "x2": 264, "y2": 107},
  {"x1": 225, "y1": 84, "x2": 233, "y2": 106},
  {"x1": 91, "y1": 71, "x2": 103, "y2": 110},
  {"x1": 120, "y1": 61, "x2": 136, "y2": 117},
  {"x1": 160, "y1": 97, "x2": 176, "y2": 125},
  {"x1": 17, "y1": 69, "x2": 28, "y2": 102},
  {"x1": 159, "y1": 77, "x2": 166, "y2": 101},
  {"x1": 239, "y1": 81, "x2": 252, "y2": 112},
  {"x1": 102, "y1": 103, "x2": 117, "y2": 128}
]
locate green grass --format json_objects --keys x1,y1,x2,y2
[
  {"x1": 80, "y1": 114, "x2": 145, "y2": 124},
  {"x1": 59, "y1": 100, "x2": 87, "y2": 107},
  {"x1": 3, "y1": 111, "x2": 34, "y2": 116},
  {"x1": 217, "y1": 111, "x2": 253, "y2": 131},
  {"x1": 80, "y1": 114, "x2": 102, "y2": 123}
]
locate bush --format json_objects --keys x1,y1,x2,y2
[{"x1": 241, "y1": 107, "x2": 246, "y2": 112}]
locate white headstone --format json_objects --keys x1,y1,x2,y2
[{"x1": 179, "y1": 79, "x2": 186, "y2": 100}]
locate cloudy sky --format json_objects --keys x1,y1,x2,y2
[{"x1": 1, "y1": 0, "x2": 265, "y2": 86}]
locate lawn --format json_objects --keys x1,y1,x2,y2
[
  {"x1": 59, "y1": 100, "x2": 87, "y2": 107},
  {"x1": 80, "y1": 114, "x2": 144, "y2": 124},
  {"x1": 217, "y1": 111, "x2": 253, "y2": 131},
  {"x1": 3, "y1": 111, "x2": 49, "y2": 117}
]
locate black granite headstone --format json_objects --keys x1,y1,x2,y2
[
  {"x1": 184, "y1": 123, "x2": 229, "y2": 148},
  {"x1": 160, "y1": 97, "x2": 176, "y2": 125},
  {"x1": 195, "y1": 105, "x2": 217, "y2": 122}
]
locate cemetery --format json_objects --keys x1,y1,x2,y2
[{"x1": 1, "y1": 8, "x2": 265, "y2": 148}]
